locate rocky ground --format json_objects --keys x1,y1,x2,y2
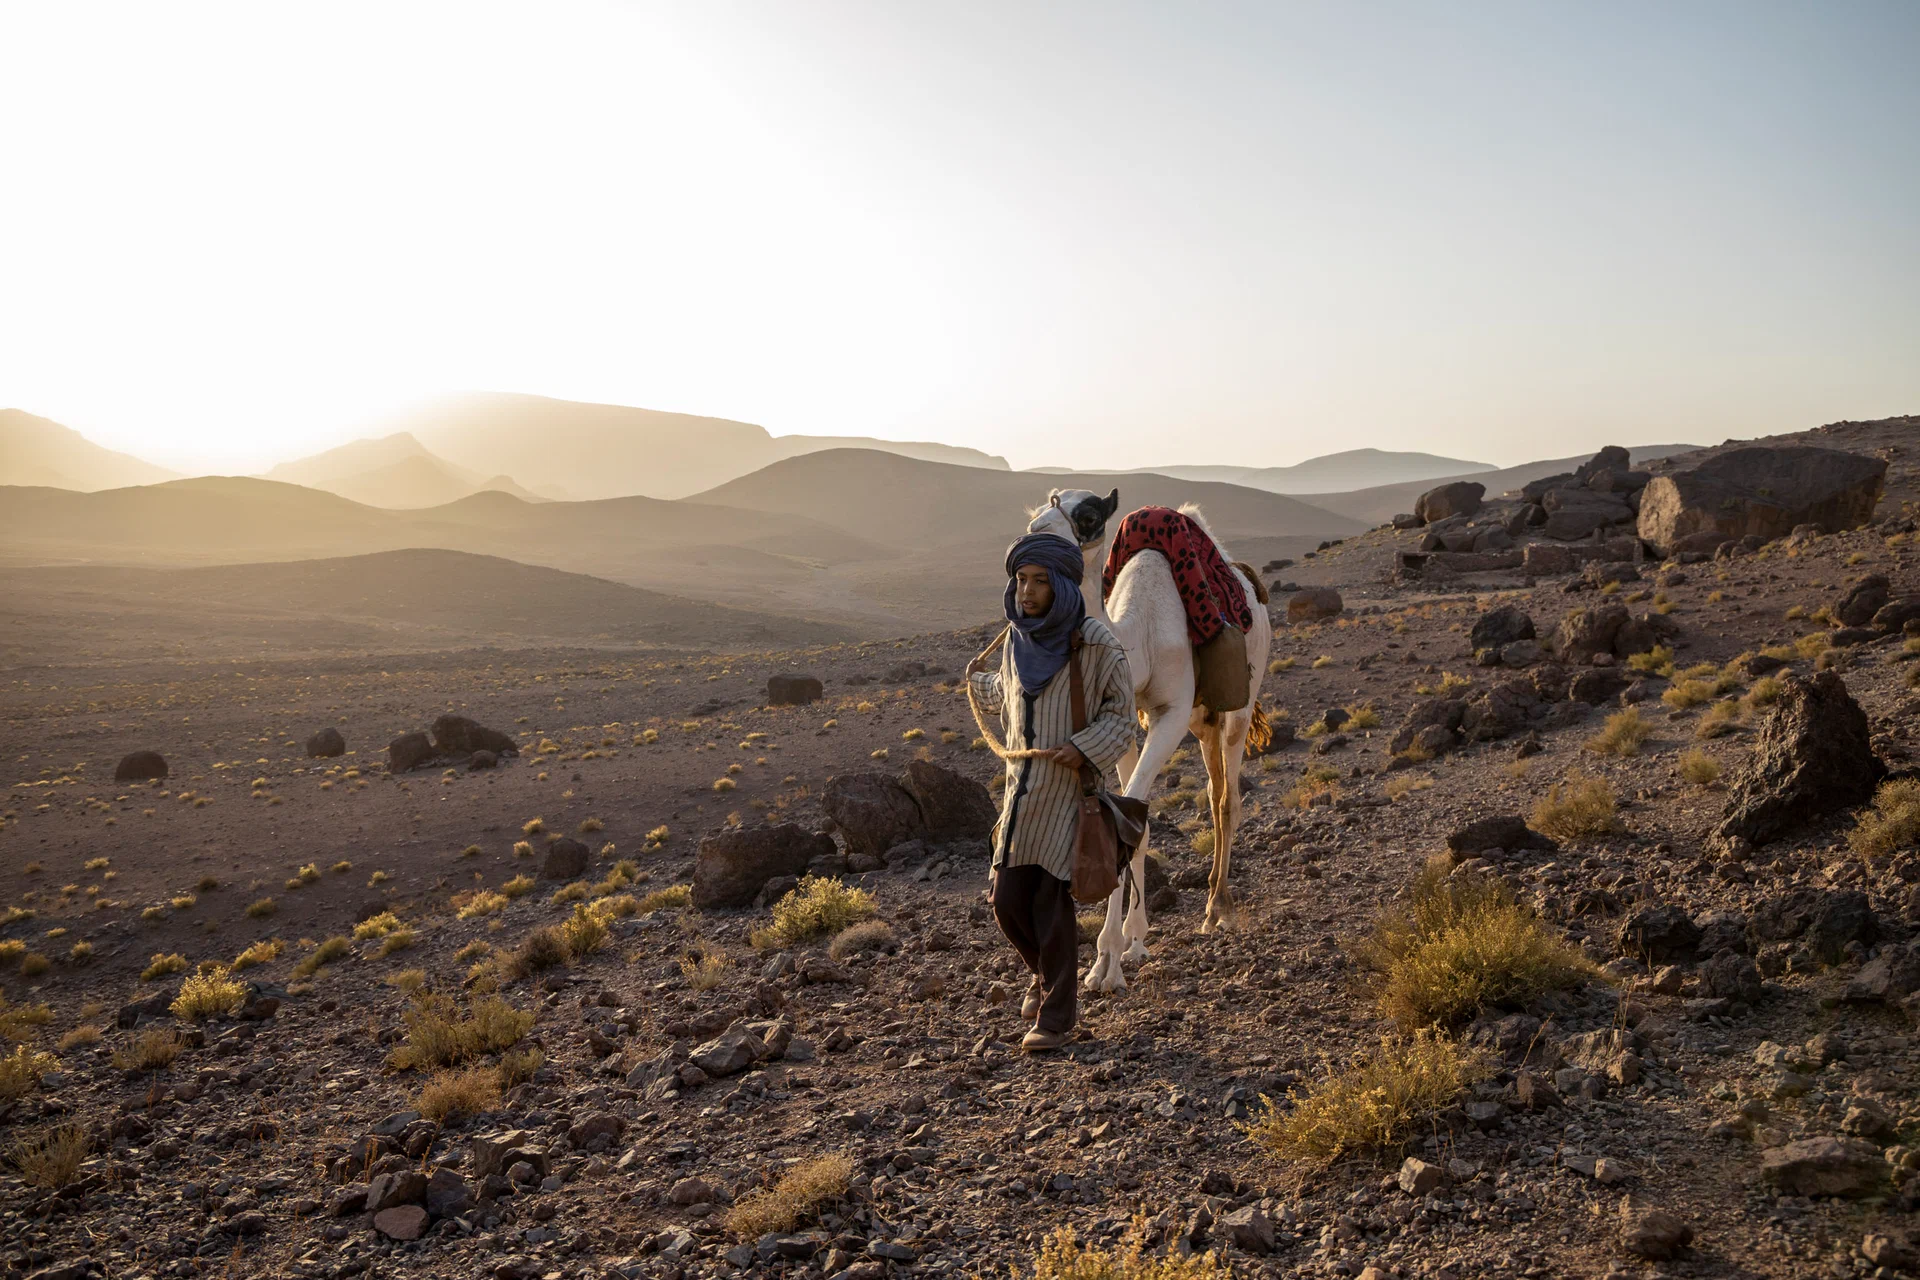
[{"x1": 2, "y1": 424, "x2": 1919, "y2": 1280}]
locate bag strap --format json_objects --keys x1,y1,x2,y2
[{"x1": 1066, "y1": 631, "x2": 1099, "y2": 793}]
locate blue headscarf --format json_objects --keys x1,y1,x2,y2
[{"x1": 1002, "y1": 533, "x2": 1086, "y2": 695}]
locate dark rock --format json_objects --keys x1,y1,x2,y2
[
  {"x1": 468, "y1": 749, "x2": 498, "y2": 771},
  {"x1": 1701, "y1": 952, "x2": 1764, "y2": 1003},
  {"x1": 1554, "y1": 603, "x2": 1629, "y2": 663},
  {"x1": 766, "y1": 675, "x2": 825, "y2": 707},
  {"x1": 822, "y1": 773, "x2": 924, "y2": 863},
  {"x1": 1286, "y1": 587, "x2": 1344, "y2": 623},
  {"x1": 426, "y1": 1168, "x2": 473, "y2": 1219},
  {"x1": 304, "y1": 727, "x2": 346, "y2": 758},
  {"x1": 1447, "y1": 815, "x2": 1555, "y2": 857},
  {"x1": 1835, "y1": 575, "x2": 1891, "y2": 628},
  {"x1": 1618, "y1": 905, "x2": 1701, "y2": 964},
  {"x1": 1568, "y1": 667, "x2": 1629, "y2": 706},
  {"x1": 1522, "y1": 472, "x2": 1579, "y2": 503},
  {"x1": 1619, "y1": 1198, "x2": 1693, "y2": 1260},
  {"x1": 1758, "y1": 1137, "x2": 1888, "y2": 1198},
  {"x1": 691, "y1": 1026, "x2": 768, "y2": 1078},
  {"x1": 692, "y1": 824, "x2": 836, "y2": 909},
  {"x1": 387, "y1": 731, "x2": 434, "y2": 773},
  {"x1": 1541, "y1": 488, "x2": 1632, "y2": 540},
  {"x1": 1871, "y1": 598, "x2": 1920, "y2": 634},
  {"x1": 113, "y1": 750, "x2": 168, "y2": 783},
  {"x1": 540, "y1": 837, "x2": 590, "y2": 881},
  {"x1": 1460, "y1": 678, "x2": 1537, "y2": 741},
  {"x1": 1693, "y1": 911, "x2": 1748, "y2": 958},
  {"x1": 374, "y1": 1205, "x2": 429, "y2": 1240},
  {"x1": 365, "y1": 1170, "x2": 427, "y2": 1213},
  {"x1": 1638, "y1": 446, "x2": 1888, "y2": 554},
  {"x1": 1470, "y1": 606, "x2": 1536, "y2": 651},
  {"x1": 1846, "y1": 944, "x2": 1920, "y2": 1003},
  {"x1": 1389, "y1": 698, "x2": 1466, "y2": 756},
  {"x1": 431, "y1": 714, "x2": 517, "y2": 757},
  {"x1": 1612, "y1": 610, "x2": 1681, "y2": 661},
  {"x1": 1716, "y1": 672, "x2": 1885, "y2": 846},
  {"x1": 1415, "y1": 481, "x2": 1486, "y2": 524},
  {"x1": 901, "y1": 761, "x2": 995, "y2": 841},
  {"x1": 1575, "y1": 445, "x2": 1633, "y2": 484},
  {"x1": 116, "y1": 992, "x2": 172, "y2": 1029},
  {"x1": 1806, "y1": 891, "x2": 1877, "y2": 963}
]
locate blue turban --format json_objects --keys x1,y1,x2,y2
[{"x1": 1002, "y1": 533, "x2": 1086, "y2": 695}]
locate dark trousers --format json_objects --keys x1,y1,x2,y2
[{"x1": 992, "y1": 864, "x2": 1078, "y2": 1034}]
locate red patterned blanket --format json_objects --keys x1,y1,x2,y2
[{"x1": 1101, "y1": 506, "x2": 1254, "y2": 646}]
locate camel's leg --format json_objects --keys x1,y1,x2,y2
[
  {"x1": 1086, "y1": 708, "x2": 1187, "y2": 994},
  {"x1": 1197, "y1": 724, "x2": 1233, "y2": 933},
  {"x1": 1121, "y1": 844, "x2": 1151, "y2": 962}
]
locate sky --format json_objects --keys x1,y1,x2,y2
[{"x1": 2, "y1": 0, "x2": 1917, "y2": 475}]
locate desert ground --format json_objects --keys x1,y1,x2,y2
[{"x1": 2, "y1": 417, "x2": 1919, "y2": 1280}]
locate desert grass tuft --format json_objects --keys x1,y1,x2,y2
[
  {"x1": 245, "y1": 897, "x2": 277, "y2": 919},
  {"x1": 1354, "y1": 857, "x2": 1598, "y2": 1028},
  {"x1": 111, "y1": 1029, "x2": 184, "y2": 1071},
  {"x1": 510, "y1": 926, "x2": 572, "y2": 976},
  {"x1": 170, "y1": 970, "x2": 247, "y2": 1020},
  {"x1": 231, "y1": 939, "x2": 282, "y2": 971},
  {"x1": 57, "y1": 1025, "x2": 101, "y2": 1052},
  {"x1": 559, "y1": 904, "x2": 608, "y2": 957},
  {"x1": 140, "y1": 952, "x2": 188, "y2": 982},
  {"x1": 353, "y1": 911, "x2": 404, "y2": 940},
  {"x1": 638, "y1": 884, "x2": 692, "y2": 913},
  {"x1": 725, "y1": 1153, "x2": 855, "y2": 1238},
  {"x1": 417, "y1": 1064, "x2": 503, "y2": 1123},
  {"x1": 456, "y1": 890, "x2": 510, "y2": 920},
  {"x1": 1695, "y1": 701, "x2": 1742, "y2": 739},
  {"x1": 1531, "y1": 772, "x2": 1622, "y2": 840},
  {"x1": 389, "y1": 994, "x2": 535, "y2": 1071},
  {"x1": 0, "y1": 1045, "x2": 56, "y2": 1102},
  {"x1": 1586, "y1": 707, "x2": 1650, "y2": 756},
  {"x1": 751, "y1": 876, "x2": 877, "y2": 949},
  {"x1": 1851, "y1": 778, "x2": 1920, "y2": 864},
  {"x1": 291, "y1": 935, "x2": 352, "y2": 979},
  {"x1": 680, "y1": 940, "x2": 731, "y2": 991},
  {"x1": 8, "y1": 1123, "x2": 91, "y2": 1188},
  {"x1": 1020, "y1": 1222, "x2": 1229, "y2": 1280},
  {"x1": 1678, "y1": 750, "x2": 1722, "y2": 786},
  {"x1": 828, "y1": 920, "x2": 897, "y2": 960},
  {"x1": 0, "y1": 996, "x2": 55, "y2": 1042},
  {"x1": 1240, "y1": 1031, "x2": 1489, "y2": 1167}
]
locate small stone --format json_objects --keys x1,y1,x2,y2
[
  {"x1": 373, "y1": 1205, "x2": 429, "y2": 1240},
  {"x1": 670, "y1": 1177, "x2": 715, "y2": 1206},
  {"x1": 1397, "y1": 1157, "x2": 1443, "y2": 1196},
  {"x1": 1619, "y1": 1197, "x2": 1692, "y2": 1260}
]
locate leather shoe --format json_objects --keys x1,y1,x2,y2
[
  {"x1": 1021, "y1": 980, "x2": 1043, "y2": 1023},
  {"x1": 1021, "y1": 1027, "x2": 1071, "y2": 1053}
]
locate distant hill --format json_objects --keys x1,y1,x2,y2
[
  {"x1": 1303, "y1": 444, "x2": 1705, "y2": 525},
  {"x1": 264, "y1": 431, "x2": 548, "y2": 508},
  {"x1": 388, "y1": 391, "x2": 1011, "y2": 500},
  {"x1": 0, "y1": 408, "x2": 177, "y2": 490},
  {"x1": 1032, "y1": 448, "x2": 1493, "y2": 495},
  {"x1": 688, "y1": 448, "x2": 1364, "y2": 548}
]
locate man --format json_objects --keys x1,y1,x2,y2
[{"x1": 967, "y1": 533, "x2": 1136, "y2": 1051}]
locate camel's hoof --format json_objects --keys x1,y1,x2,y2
[{"x1": 1123, "y1": 940, "x2": 1150, "y2": 962}]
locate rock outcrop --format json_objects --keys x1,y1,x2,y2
[
  {"x1": 1414, "y1": 481, "x2": 1485, "y2": 524},
  {"x1": 1637, "y1": 446, "x2": 1888, "y2": 554},
  {"x1": 1716, "y1": 672, "x2": 1885, "y2": 846},
  {"x1": 692, "y1": 825, "x2": 838, "y2": 909}
]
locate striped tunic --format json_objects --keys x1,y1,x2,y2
[{"x1": 969, "y1": 616, "x2": 1137, "y2": 880}]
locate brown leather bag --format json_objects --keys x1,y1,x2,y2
[{"x1": 1066, "y1": 634, "x2": 1150, "y2": 905}]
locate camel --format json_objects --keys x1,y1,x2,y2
[{"x1": 1024, "y1": 488, "x2": 1272, "y2": 994}]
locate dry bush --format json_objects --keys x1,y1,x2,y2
[
  {"x1": 379, "y1": 928, "x2": 416, "y2": 957},
  {"x1": 386, "y1": 969, "x2": 428, "y2": 994},
  {"x1": 1283, "y1": 764, "x2": 1341, "y2": 810},
  {"x1": 417, "y1": 1065, "x2": 502, "y2": 1123},
  {"x1": 231, "y1": 939, "x2": 282, "y2": 971},
  {"x1": 1021, "y1": 1221, "x2": 1230, "y2": 1280},
  {"x1": 455, "y1": 940, "x2": 492, "y2": 963},
  {"x1": 680, "y1": 941, "x2": 731, "y2": 991},
  {"x1": 140, "y1": 953, "x2": 188, "y2": 982},
  {"x1": 560, "y1": 905, "x2": 608, "y2": 957},
  {"x1": 1384, "y1": 774, "x2": 1434, "y2": 800},
  {"x1": 1661, "y1": 680, "x2": 1716, "y2": 710},
  {"x1": 578, "y1": 817, "x2": 604, "y2": 833},
  {"x1": 1678, "y1": 751, "x2": 1722, "y2": 786},
  {"x1": 353, "y1": 911, "x2": 403, "y2": 940},
  {"x1": 111, "y1": 1029, "x2": 184, "y2": 1071},
  {"x1": 550, "y1": 882, "x2": 589, "y2": 905},
  {"x1": 1354, "y1": 858, "x2": 1598, "y2": 1028},
  {"x1": 1268, "y1": 657, "x2": 1295, "y2": 674},
  {"x1": 0, "y1": 1045, "x2": 55, "y2": 1102},
  {"x1": 171, "y1": 971, "x2": 247, "y2": 1020},
  {"x1": 292, "y1": 936, "x2": 352, "y2": 979},
  {"x1": 1586, "y1": 708, "x2": 1649, "y2": 756},
  {"x1": 498, "y1": 1045, "x2": 544, "y2": 1087},
  {"x1": 245, "y1": 897, "x2": 277, "y2": 919},
  {"x1": 752, "y1": 876, "x2": 877, "y2": 949},
  {"x1": 1240, "y1": 1032, "x2": 1489, "y2": 1167},
  {"x1": 1695, "y1": 701, "x2": 1742, "y2": 739},
  {"x1": 1345, "y1": 705, "x2": 1382, "y2": 730},
  {"x1": 500, "y1": 875, "x2": 536, "y2": 900},
  {"x1": 726, "y1": 1153, "x2": 854, "y2": 1238},
  {"x1": 828, "y1": 920, "x2": 897, "y2": 960},
  {"x1": 389, "y1": 995, "x2": 534, "y2": 1071},
  {"x1": 596, "y1": 894, "x2": 640, "y2": 919},
  {"x1": 1851, "y1": 779, "x2": 1920, "y2": 864},
  {"x1": 457, "y1": 891, "x2": 510, "y2": 920},
  {"x1": 1626, "y1": 645, "x2": 1674, "y2": 675},
  {"x1": 0, "y1": 939, "x2": 24, "y2": 967},
  {"x1": 511, "y1": 927, "x2": 572, "y2": 976},
  {"x1": 1531, "y1": 773, "x2": 1621, "y2": 840},
  {"x1": 57, "y1": 1025, "x2": 101, "y2": 1052},
  {"x1": 639, "y1": 884, "x2": 692, "y2": 913},
  {"x1": 8, "y1": 1123, "x2": 91, "y2": 1189},
  {"x1": 0, "y1": 996, "x2": 53, "y2": 1042}
]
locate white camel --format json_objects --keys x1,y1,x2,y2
[{"x1": 1025, "y1": 488, "x2": 1273, "y2": 994}]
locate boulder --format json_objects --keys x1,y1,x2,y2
[
  {"x1": 1286, "y1": 587, "x2": 1344, "y2": 623},
  {"x1": 304, "y1": 728, "x2": 346, "y2": 759},
  {"x1": 1567, "y1": 667, "x2": 1629, "y2": 706},
  {"x1": 1554, "y1": 603, "x2": 1629, "y2": 664},
  {"x1": 1470, "y1": 606, "x2": 1535, "y2": 651},
  {"x1": 1541, "y1": 489, "x2": 1633, "y2": 541},
  {"x1": 1415, "y1": 481, "x2": 1485, "y2": 524},
  {"x1": 822, "y1": 773, "x2": 924, "y2": 862},
  {"x1": 1216, "y1": 1205, "x2": 1274, "y2": 1254},
  {"x1": 1396, "y1": 1158, "x2": 1443, "y2": 1196},
  {"x1": 1389, "y1": 698, "x2": 1466, "y2": 756},
  {"x1": 1700, "y1": 951, "x2": 1764, "y2": 1003},
  {"x1": 692, "y1": 825, "x2": 837, "y2": 910},
  {"x1": 1574, "y1": 445, "x2": 1633, "y2": 484},
  {"x1": 690, "y1": 1026, "x2": 768, "y2": 1078},
  {"x1": 431, "y1": 715, "x2": 517, "y2": 757},
  {"x1": 766, "y1": 675, "x2": 824, "y2": 707},
  {"x1": 1460, "y1": 679, "x2": 1539, "y2": 742},
  {"x1": 471, "y1": 1131, "x2": 549, "y2": 1181},
  {"x1": 113, "y1": 750, "x2": 168, "y2": 783},
  {"x1": 1716, "y1": 672, "x2": 1885, "y2": 846},
  {"x1": 1618, "y1": 906, "x2": 1700, "y2": 964},
  {"x1": 1637, "y1": 446, "x2": 1888, "y2": 555},
  {"x1": 1588, "y1": 468, "x2": 1651, "y2": 494},
  {"x1": 468, "y1": 749, "x2": 498, "y2": 771},
  {"x1": 1612, "y1": 610, "x2": 1680, "y2": 661},
  {"x1": 374, "y1": 1205, "x2": 429, "y2": 1241},
  {"x1": 1749, "y1": 888, "x2": 1878, "y2": 963},
  {"x1": 425, "y1": 1168, "x2": 474, "y2": 1219},
  {"x1": 1521, "y1": 472, "x2": 1578, "y2": 503},
  {"x1": 1446, "y1": 815, "x2": 1556, "y2": 857},
  {"x1": 901, "y1": 761, "x2": 994, "y2": 841},
  {"x1": 387, "y1": 732, "x2": 434, "y2": 773},
  {"x1": 1619, "y1": 1197, "x2": 1693, "y2": 1260},
  {"x1": 1758, "y1": 1137, "x2": 1888, "y2": 1198},
  {"x1": 1834, "y1": 575, "x2": 1891, "y2": 628},
  {"x1": 1845, "y1": 943, "x2": 1920, "y2": 1003},
  {"x1": 365, "y1": 1170, "x2": 427, "y2": 1213},
  {"x1": 540, "y1": 837, "x2": 590, "y2": 881},
  {"x1": 1871, "y1": 598, "x2": 1920, "y2": 634}
]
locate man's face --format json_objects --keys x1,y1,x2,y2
[{"x1": 1015, "y1": 565, "x2": 1054, "y2": 618}]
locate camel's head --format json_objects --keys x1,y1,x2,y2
[{"x1": 1027, "y1": 487, "x2": 1119, "y2": 554}]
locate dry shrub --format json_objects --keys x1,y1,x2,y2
[
  {"x1": 638, "y1": 884, "x2": 692, "y2": 914},
  {"x1": 1626, "y1": 644, "x2": 1674, "y2": 675},
  {"x1": 1851, "y1": 779, "x2": 1920, "y2": 864},
  {"x1": 726, "y1": 1153, "x2": 854, "y2": 1238},
  {"x1": 828, "y1": 920, "x2": 897, "y2": 960},
  {"x1": 8, "y1": 1123, "x2": 91, "y2": 1189},
  {"x1": 389, "y1": 995, "x2": 534, "y2": 1071},
  {"x1": 0, "y1": 996, "x2": 53, "y2": 1042},
  {"x1": 1283, "y1": 764, "x2": 1341, "y2": 810},
  {"x1": 1240, "y1": 1032, "x2": 1489, "y2": 1167},
  {"x1": 245, "y1": 897, "x2": 277, "y2": 919},
  {"x1": 511, "y1": 927, "x2": 571, "y2": 976},
  {"x1": 386, "y1": 968, "x2": 428, "y2": 994},
  {"x1": 550, "y1": 882, "x2": 589, "y2": 905},
  {"x1": 752, "y1": 876, "x2": 877, "y2": 949},
  {"x1": 1661, "y1": 680, "x2": 1715, "y2": 710},
  {"x1": 500, "y1": 875, "x2": 536, "y2": 899},
  {"x1": 596, "y1": 894, "x2": 640, "y2": 919},
  {"x1": 140, "y1": 952, "x2": 188, "y2": 982},
  {"x1": 457, "y1": 891, "x2": 510, "y2": 920},
  {"x1": 680, "y1": 941, "x2": 731, "y2": 991},
  {"x1": 1678, "y1": 751, "x2": 1722, "y2": 786},
  {"x1": 559, "y1": 905, "x2": 608, "y2": 957},
  {"x1": 0, "y1": 939, "x2": 24, "y2": 967},
  {"x1": 292, "y1": 936, "x2": 352, "y2": 979},
  {"x1": 111, "y1": 1029, "x2": 184, "y2": 1072},
  {"x1": 379, "y1": 928, "x2": 416, "y2": 956},
  {"x1": 1356, "y1": 858, "x2": 1597, "y2": 1028},
  {"x1": 498, "y1": 1045, "x2": 544, "y2": 1087},
  {"x1": 0, "y1": 1045, "x2": 56, "y2": 1102},
  {"x1": 171, "y1": 970, "x2": 247, "y2": 1020},
  {"x1": 231, "y1": 939, "x2": 282, "y2": 970},
  {"x1": 1021, "y1": 1221, "x2": 1230, "y2": 1280},
  {"x1": 1586, "y1": 707, "x2": 1649, "y2": 756},
  {"x1": 1384, "y1": 774, "x2": 1434, "y2": 800},
  {"x1": 1531, "y1": 773, "x2": 1621, "y2": 840},
  {"x1": 1695, "y1": 701, "x2": 1742, "y2": 739},
  {"x1": 417, "y1": 1065, "x2": 502, "y2": 1123},
  {"x1": 353, "y1": 911, "x2": 403, "y2": 940},
  {"x1": 57, "y1": 1025, "x2": 101, "y2": 1052}
]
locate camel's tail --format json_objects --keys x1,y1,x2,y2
[
  {"x1": 1247, "y1": 699, "x2": 1274, "y2": 754},
  {"x1": 1231, "y1": 560, "x2": 1270, "y2": 606}
]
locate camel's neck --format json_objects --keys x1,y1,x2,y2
[{"x1": 1080, "y1": 541, "x2": 1110, "y2": 626}]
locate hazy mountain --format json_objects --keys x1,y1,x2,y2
[
  {"x1": 1031, "y1": 447, "x2": 1493, "y2": 495},
  {"x1": 264, "y1": 431, "x2": 548, "y2": 508},
  {"x1": 688, "y1": 448, "x2": 1365, "y2": 549},
  {"x1": 1303, "y1": 444, "x2": 1705, "y2": 525},
  {"x1": 387, "y1": 391, "x2": 1010, "y2": 500},
  {"x1": 0, "y1": 408, "x2": 178, "y2": 491}
]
